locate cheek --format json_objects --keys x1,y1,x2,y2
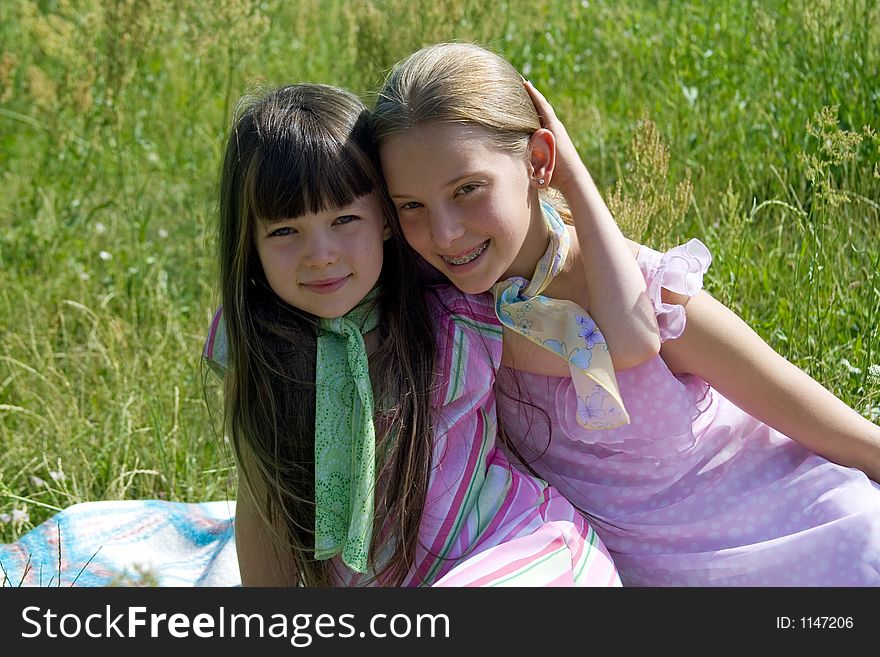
[
  {"x1": 490, "y1": 193, "x2": 529, "y2": 239},
  {"x1": 254, "y1": 243, "x2": 275, "y2": 277},
  {"x1": 473, "y1": 199, "x2": 514, "y2": 240},
  {"x1": 399, "y1": 220, "x2": 431, "y2": 253},
  {"x1": 262, "y1": 244, "x2": 293, "y2": 269}
]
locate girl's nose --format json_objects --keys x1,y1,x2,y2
[
  {"x1": 303, "y1": 233, "x2": 338, "y2": 268},
  {"x1": 429, "y1": 208, "x2": 466, "y2": 250}
]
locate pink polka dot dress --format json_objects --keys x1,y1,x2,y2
[{"x1": 497, "y1": 240, "x2": 880, "y2": 586}]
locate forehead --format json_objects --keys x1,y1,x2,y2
[{"x1": 379, "y1": 122, "x2": 523, "y2": 191}]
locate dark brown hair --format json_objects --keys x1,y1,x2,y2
[{"x1": 217, "y1": 83, "x2": 436, "y2": 585}]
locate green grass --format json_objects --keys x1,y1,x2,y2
[{"x1": 1, "y1": 0, "x2": 878, "y2": 542}]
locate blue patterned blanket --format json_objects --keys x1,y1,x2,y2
[{"x1": 0, "y1": 500, "x2": 240, "y2": 587}]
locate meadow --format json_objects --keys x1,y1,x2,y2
[{"x1": 1, "y1": 0, "x2": 878, "y2": 544}]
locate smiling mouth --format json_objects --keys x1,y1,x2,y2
[
  {"x1": 441, "y1": 240, "x2": 489, "y2": 266},
  {"x1": 301, "y1": 275, "x2": 350, "y2": 293}
]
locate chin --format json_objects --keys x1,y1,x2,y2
[
  {"x1": 312, "y1": 301, "x2": 359, "y2": 319},
  {"x1": 434, "y1": 258, "x2": 497, "y2": 295},
  {"x1": 450, "y1": 278, "x2": 493, "y2": 296}
]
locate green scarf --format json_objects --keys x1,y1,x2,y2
[
  {"x1": 313, "y1": 288, "x2": 381, "y2": 573},
  {"x1": 493, "y1": 202, "x2": 630, "y2": 430},
  {"x1": 202, "y1": 289, "x2": 383, "y2": 572}
]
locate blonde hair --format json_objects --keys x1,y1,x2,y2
[
  {"x1": 372, "y1": 42, "x2": 570, "y2": 217},
  {"x1": 372, "y1": 42, "x2": 539, "y2": 155}
]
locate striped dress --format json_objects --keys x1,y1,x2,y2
[
  {"x1": 335, "y1": 286, "x2": 619, "y2": 587},
  {"x1": 205, "y1": 286, "x2": 620, "y2": 587}
]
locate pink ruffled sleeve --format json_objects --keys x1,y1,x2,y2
[{"x1": 637, "y1": 239, "x2": 712, "y2": 342}]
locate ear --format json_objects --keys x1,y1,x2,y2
[
  {"x1": 382, "y1": 220, "x2": 393, "y2": 241},
  {"x1": 527, "y1": 128, "x2": 556, "y2": 189}
]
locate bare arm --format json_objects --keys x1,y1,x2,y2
[
  {"x1": 235, "y1": 459, "x2": 299, "y2": 586},
  {"x1": 659, "y1": 288, "x2": 880, "y2": 482},
  {"x1": 525, "y1": 81, "x2": 660, "y2": 371}
]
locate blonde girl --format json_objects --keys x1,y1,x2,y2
[{"x1": 372, "y1": 42, "x2": 880, "y2": 586}]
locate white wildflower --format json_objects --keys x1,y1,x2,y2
[
  {"x1": 99, "y1": 250, "x2": 112, "y2": 261},
  {"x1": 840, "y1": 358, "x2": 862, "y2": 375},
  {"x1": 681, "y1": 84, "x2": 699, "y2": 107}
]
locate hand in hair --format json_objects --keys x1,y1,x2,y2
[{"x1": 523, "y1": 80, "x2": 589, "y2": 198}]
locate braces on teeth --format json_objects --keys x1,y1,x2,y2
[{"x1": 443, "y1": 241, "x2": 488, "y2": 265}]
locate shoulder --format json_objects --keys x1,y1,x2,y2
[
  {"x1": 427, "y1": 284, "x2": 500, "y2": 334},
  {"x1": 427, "y1": 284, "x2": 503, "y2": 380},
  {"x1": 636, "y1": 238, "x2": 712, "y2": 292},
  {"x1": 635, "y1": 238, "x2": 713, "y2": 342}
]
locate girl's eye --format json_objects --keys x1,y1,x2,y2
[
  {"x1": 334, "y1": 214, "x2": 357, "y2": 225},
  {"x1": 399, "y1": 201, "x2": 423, "y2": 211},
  {"x1": 456, "y1": 183, "x2": 479, "y2": 196},
  {"x1": 268, "y1": 226, "x2": 296, "y2": 237}
]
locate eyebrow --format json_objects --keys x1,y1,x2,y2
[
  {"x1": 260, "y1": 215, "x2": 300, "y2": 225},
  {"x1": 390, "y1": 171, "x2": 487, "y2": 199}
]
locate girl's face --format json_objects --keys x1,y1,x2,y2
[
  {"x1": 380, "y1": 122, "x2": 548, "y2": 295},
  {"x1": 254, "y1": 191, "x2": 390, "y2": 318}
]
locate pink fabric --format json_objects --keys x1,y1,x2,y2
[
  {"x1": 331, "y1": 286, "x2": 620, "y2": 587},
  {"x1": 638, "y1": 238, "x2": 713, "y2": 341},
  {"x1": 497, "y1": 239, "x2": 880, "y2": 586}
]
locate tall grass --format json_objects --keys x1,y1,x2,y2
[{"x1": 1, "y1": 0, "x2": 878, "y2": 542}]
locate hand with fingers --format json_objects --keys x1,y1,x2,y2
[{"x1": 523, "y1": 80, "x2": 593, "y2": 200}]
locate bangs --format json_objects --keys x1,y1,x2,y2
[{"x1": 246, "y1": 116, "x2": 380, "y2": 223}]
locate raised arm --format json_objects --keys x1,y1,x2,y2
[
  {"x1": 525, "y1": 81, "x2": 659, "y2": 370},
  {"x1": 660, "y1": 287, "x2": 880, "y2": 483}
]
